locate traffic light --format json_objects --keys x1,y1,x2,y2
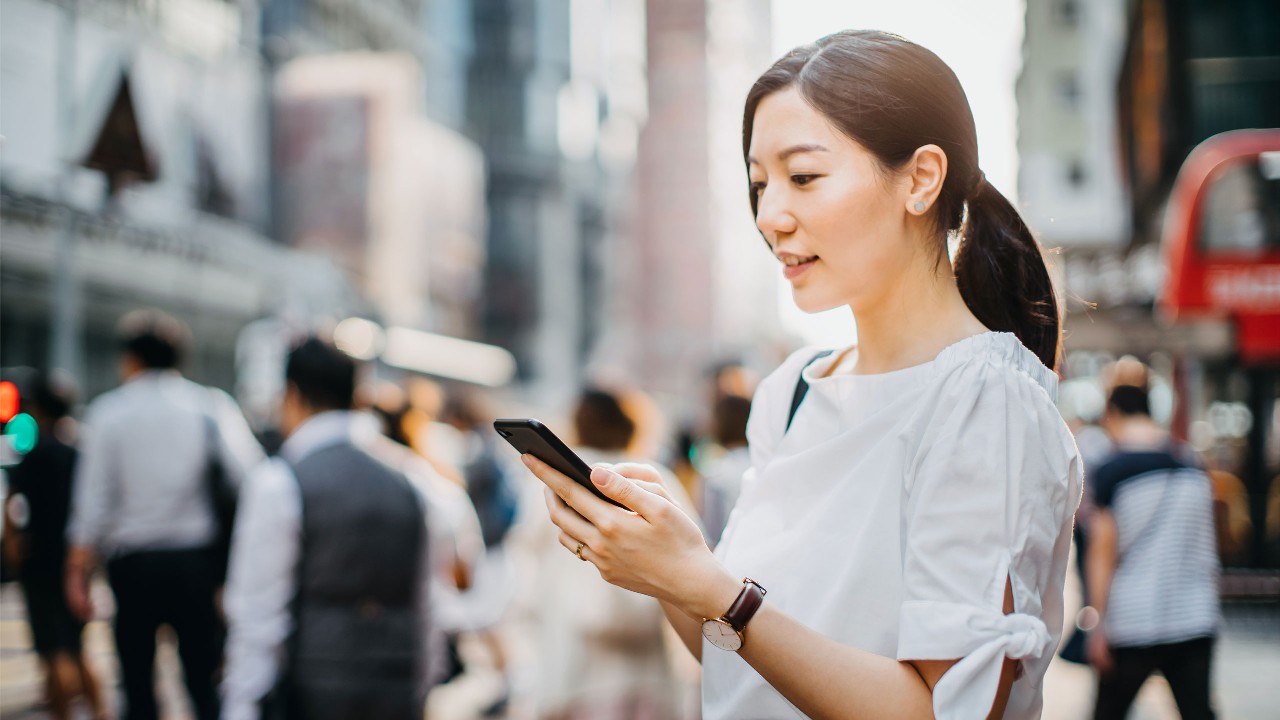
[
  {"x1": 0, "y1": 379, "x2": 39, "y2": 462},
  {"x1": 0, "y1": 381, "x2": 16, "y2": 422}
]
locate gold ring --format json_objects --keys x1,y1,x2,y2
[{"x1": 573, "y1": 541, "x2": 586, "y2": 561}]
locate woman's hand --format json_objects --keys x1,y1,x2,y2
[{"x1": 523, "y1": 454, "x2": 738, "y2": 619}]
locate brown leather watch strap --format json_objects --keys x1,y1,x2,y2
[{"x1": 722, "y1": 578, "x2": 767, "y2": 631}]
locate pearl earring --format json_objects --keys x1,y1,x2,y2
[{"x1": 914, "y1": 201, "x2": 926, "y2": 212}]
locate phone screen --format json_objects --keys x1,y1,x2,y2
[{"x1": 493, "y1": 418, "x2": 625, "y2": 508}]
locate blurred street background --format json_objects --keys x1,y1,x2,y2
[{"x1": 2, "y1": 0, "x2": 1278, "y2": 718}]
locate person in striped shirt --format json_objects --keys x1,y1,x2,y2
[{"x1": 1086, "y1": 383, "x2": 1221, "y2": 720}]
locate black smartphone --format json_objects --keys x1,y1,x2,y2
[{"x1": 493, "y1": 418, "x2": 625, "y2": 508}]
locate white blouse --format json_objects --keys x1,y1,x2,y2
[{"x1": 704, "y1": 332, "x2": 1082, "y2": 720}]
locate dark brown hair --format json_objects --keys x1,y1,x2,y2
[
  {"x1": 573, "y1": 387, "x2": 636, "y2": 452},
  {"x1": 118, "y1": 309, "x2": 191, "y2": 370},
  {"x1": 743, "y1": 30, "x2": 1061, "y2": 369},
  {"x1": 712, "y1": 394, "x2": 751, "y2": 448},
  {"x1": 286, "y1": 336, "x2": 358, "y2": 411},
  {"x1": 1106, "y1": 384, "x2": 1150, "y2": 418}
]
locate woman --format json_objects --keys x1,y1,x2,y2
[
  {"x1": 523, "y1": 30, "x2": 1081, "y2": 720},
  {"x1": 3, "y1": 373, "x2": 107, "y2": 720}
]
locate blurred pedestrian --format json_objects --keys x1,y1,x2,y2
[
  {"x1": 522, "y1": 30, "x2": 1082, "y2": 719},
  {"x1": 671, "y1": 362, "x2": 759, "y2": 503},
  {"x1": 65, "y1": 310, "x2": 264, "y2": 720},
  {"x1": 527, "y1": 387, "x2": 684, "y2": 720},
  {"x1": 404, "y1": 378, "x2": 468, "y2": 486},
  {"x1": 371, "y1": 382, "x2": 485, "y2": 688},
  {"x1": 1202, "y1": 444, "x2": 1252, "y2": 565},
  {"x1": 220, "y1": 337, "x2": 435, "y2": 720},
  {"x1": 441, "y1": 389, "x2": 521, "y2": 716},
  {"x1": 1086, "y1": 383, "x2": 1220, "y2": 720},
  {"x1": 699, "y1": 394, "x2": 752, "y2": 547},
  {"x1": 1057, "y1": 380, "x2": 1113, "y2": 665},
  {"x1": 3, "y1": 372, "x2": 107, "y2": 720}
]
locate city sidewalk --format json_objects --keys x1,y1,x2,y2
[
  {"x1": 1041, "y1": 602, "x2": 1280, "y2": 719},
  {"x1": 0, "y1": 581, "x2": 196, "y2": 720},
  {"x1": 2, "y1": 581, "x2": 1276, "y2": 719},
  {"x1": 1041, "y1": 549, "x2": 1280, "y2": 719}
]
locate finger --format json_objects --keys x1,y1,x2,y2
[
  {"x1": 589, "y1": 466, "x2": 668, "y2": 519},
  {"x1": 630, "y1": 478, "x2": 674, "y2": 503},
  {"x1": 609, "y1": 462, "x2": 665, "y2": 485},
  {"x1": 543, "y1": 487, "x2": 600, "y2": 543},
  {"x1": 524, "y1": 454, "x2": 619, "y2": 526},
  {"x1": 556, "y1": 530, "x2": 583, "y2": 553},
  {"x1": 556, "y1": 531, "x2": 595, "y2": 563},
  {"x1": 608, "y1": 464, "x2": 677, "y2": 503}
]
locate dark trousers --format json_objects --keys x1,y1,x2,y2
[
  {"x1": 1093, "y1": 635, "x2": 1216, "y2": 720},
  {"x1": 107, "y1": 547, "x2": 223, "y2": 720}
]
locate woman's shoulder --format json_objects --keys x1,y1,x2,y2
[
  {"x1": 743, "y1": 346, "x2": 834, "y2": 452},
  {"x1": 902, "y1": 332, "x2": 1074, "y2": 458},
  {"x1": 908, "y1": 333, "x2": 1082, "y2": 504},
  {"x1": 756, "y1": 346, "x2": 834, "y2": 400},
  {"x1": 929, "y1": 331, "x2": 1059, "y2": 406}
]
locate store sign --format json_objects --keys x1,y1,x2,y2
[{"x1": 1207, "y1": 266, "x2": 1280, "y2": 312}]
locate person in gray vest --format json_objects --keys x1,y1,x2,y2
[{"x1": 220, "y1": 337, "x2": 432, "y2": 720}]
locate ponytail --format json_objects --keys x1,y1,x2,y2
[{"x1": 954, "y1": 180, "x2": 1061, "y2": 370}]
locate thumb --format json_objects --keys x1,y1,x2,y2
[{"x1": 591, "y1": 466, "x2": 664, "y2": 517}]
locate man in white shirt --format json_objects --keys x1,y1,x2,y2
[
  {"x1": 65, "y1": 310, "x2": 265, "y2": 720},
  {"x1": 220, "y1": 337, "x2": 436, "y2": 720}
]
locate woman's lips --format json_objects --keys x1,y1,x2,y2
[{"x1": 783, "y1": 258, "x2": 817, "y2": 280}]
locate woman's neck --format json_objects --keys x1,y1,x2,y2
[{"x1": 846, "y1": 256, "x2": 987, "y2": 375}]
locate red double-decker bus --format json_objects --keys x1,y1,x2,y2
[{"x1": 1161, "y1": 129, "x2": 1280, "y2": 570}]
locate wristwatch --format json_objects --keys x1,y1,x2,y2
[{"x1": 701, "y1": 578, "x2": 767, "y2": 652}]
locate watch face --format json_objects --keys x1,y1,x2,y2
[{"x1": 701, "y1": 618, "x2": 743, "y2": 652}]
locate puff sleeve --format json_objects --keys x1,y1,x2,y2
[{"x1": 896, "y1": 353, "x2": 1081, "y2": 719}]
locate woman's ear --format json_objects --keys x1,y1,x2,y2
[{"x1": 905, "y1": 144, "x2": 948, "y2": 216}]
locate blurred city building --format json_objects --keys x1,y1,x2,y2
[
  {"x1": 463, "y1": 0, "x2": 614, "y2": 399},
  {"x1": 269, "y1": 0, "x2": 650, "y2": 403},
  {"x1": 273, "y1": 53, "x2": 487, "y2": 337},
  {"x1": 415, "y1": 0, "x2": 781, "y2": 413},
  {"x1": 1019, "y1": 0, "x2": 1130, "y2": 251},
  {"x1": 704, "y1": 0, "x2": 783, "y2": 369},
  {"x1": 259, "y1": 2, "x2": 490, "y2": 339},
  {"x1": 0, "y1": 0, "x2": 359, "y2": 399},
  {"x1": 1019, "y1": 0, "x2": 1280, "y2": 568},
  {"x1": 261, "y1": 0, "x2": 427, "y2": 59},
  {"x1": 1018, "y1": 0, "x2": 1229, "y2": 358},
  {"x1": 595, "y1": 0, "x2": 779, "y2": 416},
  {"x1": 3, "y1": 0, "x2": 787, "y2": 422}
]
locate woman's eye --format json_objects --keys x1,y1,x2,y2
[
  {"x1": 750, "y1": 181, "x2": 766, "y2": 196},
  {"x1": 791, "y1": 174, "x2": 818, "y2": 187}
]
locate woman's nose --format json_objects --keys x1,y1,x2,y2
[{"x1": 755, "y1": 189, "x2": 796, "y2": 238}]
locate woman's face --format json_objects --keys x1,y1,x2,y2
[{"x1": 748, "y1": 87, "x2": 917, "y2": 315}]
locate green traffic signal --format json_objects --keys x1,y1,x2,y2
[{"x1": 4, "y1": 412, "x2": 38, "y2": 454}]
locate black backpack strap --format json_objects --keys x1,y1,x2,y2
[{"x1": 785, "y1": 350, "x2": 834, "y2": 433}]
